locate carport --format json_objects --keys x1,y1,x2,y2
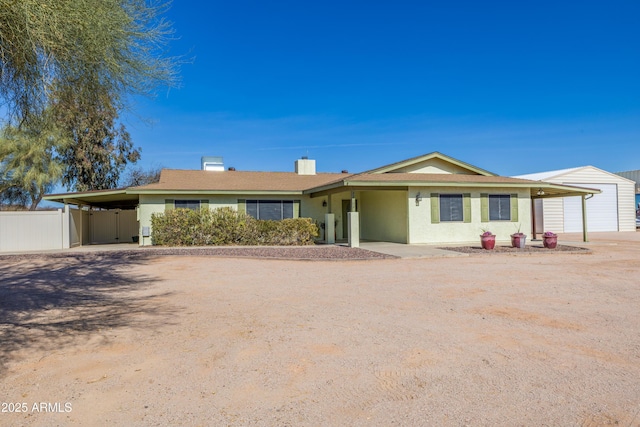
[
  {"x1": 529, "y1": 183, "x2": 602, "y2": 242},
  {"x1": 44, "y1": 189, "x2": 141, "y2": 246}
]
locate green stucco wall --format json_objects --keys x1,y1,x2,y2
[
  {"x1": 407, "y1": 187, "x2": 532, "y2": 244},
  {"x1": 360, "y1": 190, "x2": 408, "y2": 243}
]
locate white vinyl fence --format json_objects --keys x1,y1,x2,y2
[{"x1": 0, "y1": 206, "x2": 70, "y2": 252}]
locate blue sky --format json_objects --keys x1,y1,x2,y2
[{"x1": 123, "y1": 0, "x2": 640, "y2": 177}]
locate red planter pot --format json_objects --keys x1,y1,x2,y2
[
  {"x1": 543, "y1": 235, "x2": 558, "y2": 249},
  {"x1": 480, "y1": 234, "x2": 496, "y2": 250}
]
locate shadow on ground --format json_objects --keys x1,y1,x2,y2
[{"x1": 0, "y1": 253, "x2": 177, "y2": 377}]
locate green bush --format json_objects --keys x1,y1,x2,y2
[{"x1": 151, "y1": 207, "x2": 319, "y2": 246}]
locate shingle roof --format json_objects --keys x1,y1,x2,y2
[{"x1": 130, "y1": 169, "x2": 349, "y2": 192}]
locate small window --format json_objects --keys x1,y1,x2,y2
[
  {"x1": 175, "y1": 200, "x2": 201, "y2": 210},
  {"x1": 440, "y1": 194, "x2": 463, "y2": 222},
  {"x1": 246, "y1": 200, "x2": 295, "y2": 220},
  {"x1": 489, "y1": 195, "x2": 511, "y2": 221}
]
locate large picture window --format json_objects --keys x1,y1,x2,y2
[
  {"x1": 174, "y1": 200, "x2": 201, "y2": 210},
  {"x1": 246, "y1": 200, "x2": 294, "y2": 220},
  {"x1": 439, "y1": 194, "x2": 463, "y2": 222},
  {"x1": 489, "y1": 195, "x2": 511, "y2": 221}
]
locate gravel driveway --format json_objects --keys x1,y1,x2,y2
[{"x1": 1, "y1": 233, "x2": 639, "y2": 426}]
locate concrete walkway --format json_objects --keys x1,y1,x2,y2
[{"x1": 359, "y1": 242, "x2": 467, "y2": 258}]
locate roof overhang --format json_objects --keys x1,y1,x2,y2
[
  {"x1": 307, "y1": 179, "x2": 602, "y2": 198},
  {"x1": 43, "y1": 189, "x2": 139, "y2": 209},
  {"x1": 530, "y1": 183, "x2": 602, "y2": 199}
]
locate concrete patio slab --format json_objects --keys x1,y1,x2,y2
[{"x1": 359, "y1": 241, "x2": 468, "y2": 258}]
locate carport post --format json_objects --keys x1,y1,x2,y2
[
  {"x1": 78, "y1": 204, "x2": 83, "y2": 246},
  {"x1": 62, "y1": 204, "x2": 70, "y2": 249},
  {"x1": 582, "y1": 195, "x2": 588, "y2": 242}
]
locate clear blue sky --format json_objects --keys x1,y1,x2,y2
[{"x1": 123, "y1": 0, "x2": 640, "y2": 177}]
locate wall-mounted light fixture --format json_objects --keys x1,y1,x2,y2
[
  {"x1": 322, "y1": 200, "x2": 327, "y2": 207},
  {"x1": 415, "y1": 192, "x2": 423, "y2": 206},
  {"x1": 537, "y1": 188, "x2": 545, "y2": 196}
]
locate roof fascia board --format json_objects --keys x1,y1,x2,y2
[
  {"x1": 130, "y1": 189, "x2": 304, "y2": 196},
  {"x1": 307, "y1": 180, "x2": 602, "y2": 196},
  {"x1": 43, "y1": 189, "x2": 129, "y2": 201}
]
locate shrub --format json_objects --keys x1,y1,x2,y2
[{"x1": 151, "y1": 207, "x2": 319, "y2": 246}]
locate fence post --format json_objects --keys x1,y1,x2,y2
[{"x1": 62, "y1": 205, "x2": 70, "y2": 249}]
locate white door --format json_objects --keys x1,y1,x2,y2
[{"x1": 563, "y1": 184, "x2": 618, "y2": 232}]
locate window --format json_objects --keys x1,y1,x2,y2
[
  {"x1": 430, "y1": 193, "x2": 471, "y2": 224},
  {"x1": 246, "y1": 200, "x2": 295, "y2": 220},
  {"x1": 439, "y1": 194, "x2": 463, "y2": 222},
  {"x1": 489, "y1": 195, "x2": 511, "y2": 221},
  {"x1": 174, "y1": 200, "x2": 201, "y2": 210}
]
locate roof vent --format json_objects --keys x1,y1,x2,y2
[
  {"x1": 342, "y1": 169, "x2": 349, "y2": 174},
  {"x1": 201, "y1": 156, "x2": 224, "y2": 171},
  {"x1": 295, "y1": 158, "x2": 316, "y2": 175},
  {"x1": 228, "y1": 167, "x2": 236, "y2": 171}
]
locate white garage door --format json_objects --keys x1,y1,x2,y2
[{"x1": 563, "y1": 183, "x2": 618, "y2": 232}]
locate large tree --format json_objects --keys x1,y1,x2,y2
[
  {"x1": 53, "y1": 83, "x2": 141, "y2": 191},
  {"x1": 0, "y1": 0, "x2": 178, "y2": 124},
  {"x1": 0, "y1": 116, "x2": 64, "y2": 210}
]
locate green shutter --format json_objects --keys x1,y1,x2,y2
[
  {"x1": 237, "y1": 199, "x2": 246, "y2": 213},
  {"x1": 480, "y1": 194, "x2": 489, "y2": 222},
  {"x1": 293, "y1": 200, "x2": 300, "y2": 218},
  {"x1": 510, "y1": 194, "x2": 518, "y2": 222},
  {"x1": 463, "y1": 193, "x2": 471, "y2": 223},
  {"x1": 200, "y1": 200, "x2": 209, "y2": 211},
  {"x1": 165, "y1": 199, "x2": 174, "y2": 211},
  {"x1": 430, "y1": 193, "x2": 440, "y2": 224}
]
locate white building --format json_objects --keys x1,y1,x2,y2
[{"x1": 516, "y1": 166, "x2": 636, "y2": 233}]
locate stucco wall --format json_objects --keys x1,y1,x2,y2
[
  {"x1": 407, "y1": 187, "x2": 532, "y2": 244},
  {"x1": 138, "y1": 194, "x2": 323, "y2": 246},
  {"x1": 360, "y1": 190, "x2": 408, "y2": 243},
  {"x1": 138, "y1": 194, "x2": 238, "y2": 246},
  {"x1": 392, "y1": 158, "x2": 477, "y2": 174}
]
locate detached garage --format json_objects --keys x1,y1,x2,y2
[{"x1": 516, "y1": 166, "x2": 636, "y2": 233}]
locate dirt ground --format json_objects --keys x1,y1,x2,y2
[{"x1": 1, "y1": 233, "x2": 639, "y2": 426}]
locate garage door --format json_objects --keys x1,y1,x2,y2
[{"x1": 563, "y1": 183, "x2": 618, "y2": 232}]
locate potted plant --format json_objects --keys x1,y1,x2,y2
[
  {"x1": 480, "y1": 230, "x2": 496, "y2": 250},
  {"x1": 510, "y1": 224, "x2": 527, "y2": 248},
  {"x1": 542, "y1": 231, "x2": 558, "y2": 249}
]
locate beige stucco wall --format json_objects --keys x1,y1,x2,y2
[
  {"x1": 407, "y1": 187, "x2": 532, "y2": 244},
  {"x1": 360, "y1": 190, "x2": 408, "y2": 243},
  {"x1": 392, "y1": 158, "x2": 477, "y2": 174}
]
